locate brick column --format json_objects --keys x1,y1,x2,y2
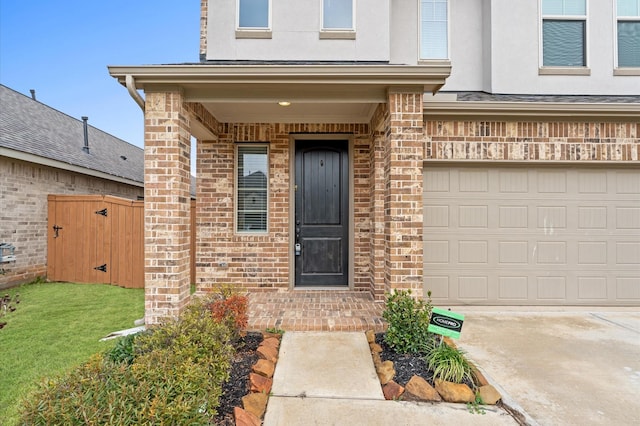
[
  {"x1": 384, "y1": 89, "x2": 424, "y2": 297},
  {"x1": 144, "y1": 90, "x2": 191, "y2": 324}
]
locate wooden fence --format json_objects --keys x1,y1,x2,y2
[{"x1": 48, "y1": 195, "x2": 195, "y2": 288}]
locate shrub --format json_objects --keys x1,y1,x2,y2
[
  {"x1": 426, "y1": 341, "x2": 475, "y2": 385},
  {"x1": 208, "y1": 285, "x2": 248, "y2": 343},
  {"x1": 382, "y1": 289, "x2": 434, "y2": 354},
  {"x1": 21, "y1": 298, "x2": 234, "y2": 425},
  {"x1": 105, "y1": 332, "x2": 138, "y2": 365}
]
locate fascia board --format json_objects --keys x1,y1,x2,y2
[{"x1": 107, "y1": 64, "x2": 452, "y2": 87}]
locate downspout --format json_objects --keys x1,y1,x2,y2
[{"x1": 126, "y1": 74, "x2": 145, "y2": 111}]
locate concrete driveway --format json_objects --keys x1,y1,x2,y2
[{"x1": 455, "y1": 308, "x2": 640, "y2": 425}]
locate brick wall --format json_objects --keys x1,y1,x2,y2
[
  {"x1": 425, "y1": 121, "x2": 639, "y2": 161},
  {"x1": 199, "y1": 0, "x2": 208, "y2": 59},
  {"x1": 144, "y1": 91, "x2": 192, "y2": 325},
  {"x1": 195, "y1": 122, "x2": 373, "y2": 293},
  {"x1": 384, "y1": 91, "x2": 425, "y2": 296},
  {"x1": 0, "y1": 156, "x2": 143, "y2": 288}
]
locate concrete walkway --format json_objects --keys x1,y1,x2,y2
[
  {"x1": 263, "y1": 332, "x2": 518, "y2": 426},
  {"x1": 457, "y1": 308, "x2": 640, "y2": 426}
]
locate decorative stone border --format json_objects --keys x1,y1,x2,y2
[
  {"x1": 365, "y1": 330, "x2": 502, "y2": 405},
  {"x1": 233, "y1": 332, "x2": 282, "y2": 426}
]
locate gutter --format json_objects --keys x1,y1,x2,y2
[{"x1": 126, "y1": 74, "x2": 145, "y2": 111}]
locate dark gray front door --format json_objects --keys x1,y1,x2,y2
[{"x1": 294, "y1": 140, "x2": 348, "y2": 286}]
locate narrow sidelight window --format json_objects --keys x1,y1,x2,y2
[
  {"x1": 238, "y1": 0, "x2": 270, "y2": 29},
  {"x1": 617, "y1": 0, "x2": 640, "y2": 67},
  {"x1": 237, "y1": 145, "x2": 268, "y2": 233},
  {"x1": 322, "y1": 0, "x2": 354, "y2": 30},
  {"x1": 420, "y1": 0, "x2": 448, "y2": 60},
  {"x1": 541, "y1": 0, "x2": 587, "y2": 66}
]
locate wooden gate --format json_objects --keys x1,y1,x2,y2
[{"x1": 48, "y1": 195, "x2": 196, "y2": 289}]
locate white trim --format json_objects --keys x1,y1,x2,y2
[
  {"x1": 0, "y1": 147, "x2": 143, "y2": 188},
  {"x1": 539, "y1": 0, "x2": 589, "y2": 69},
  {"x1": 614, "y1": 0, "x2": 640, "y2": 69},
  {"x1": 235, "y1": 143, "x2": 270, "y2": 235},
  {"x1": 320, "y1": 0, "x2": 355, "y2": 31},
  {"x1": 418, "y1": 0, "x2": 450, "y2": 61},
  {"x1": 236, "y1": 0, "x2": 272, "y2": 31}
]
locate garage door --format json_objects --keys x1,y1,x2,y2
[{"x1": 423, "y1": 166, "x2": 640, "y2": 305}]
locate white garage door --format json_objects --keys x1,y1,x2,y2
[{"x1": 423, "y1": 166, "x2": 640, "y2": 305}]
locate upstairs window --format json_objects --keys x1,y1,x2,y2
[
  {"x1": 541, "y1": 0, "x2": 587, "y2": 67},
  {"x1": 323, "y1": 0, "x2": 354, "y2": 30},
  {"x1": 420, "y1": 0, "x2": 448, "y2": 60},
  {"x1": 238, "y1": 0, "x2": 270, "y2": 29},
  {"x1": 617, "y1": 0, "x2": 640, "y2": 67},
  {"x1": 237, "y1": 145, "x2": 268, "y2": 233}
]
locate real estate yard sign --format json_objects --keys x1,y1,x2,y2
[{"x1": 428, "y1": 307, "x2": 464, "y2": 339}]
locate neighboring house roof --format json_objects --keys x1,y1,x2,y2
[{"x1": 0, "y1": 84, "x2": 144, "y2": 186}]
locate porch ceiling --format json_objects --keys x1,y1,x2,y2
[{"x1": 108, "y1": 63, "x2": 452, "y2": 124}]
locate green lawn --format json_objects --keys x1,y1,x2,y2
[{"x1": 0, "y1": 281, "x2": 144, "y2": 425}]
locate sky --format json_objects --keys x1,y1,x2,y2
[{"x1": 0, "y1": 0, "x2": 201, "y2": 152}]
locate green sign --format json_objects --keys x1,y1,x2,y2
[{"x1": 428, "y1": 307, "x2": 464, "y2": 339}]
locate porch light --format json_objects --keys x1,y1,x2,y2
[{"x1": 278, "y1": 101, "x2": 291, "y2": 106}]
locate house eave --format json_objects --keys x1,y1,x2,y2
[
  {"x1": 0, "y1": 147, "x2": 144, "y2": 188},
  {"x1": 423, "y1": 101, "x2": 640, "y2": 121},
  {"x1": 108, "y1": 63, "x2": 452, "y2": 102}
]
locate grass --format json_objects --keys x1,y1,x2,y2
[{"x1": 0, "y1": 281, "x2": 144, "y2": 425}]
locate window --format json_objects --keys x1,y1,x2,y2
[
  {"x1": 237, "y1": 145, "x2": 268, "y2": 233},
  {"x1": 237, "y1": 0, "x2": 270, "y2": 29},
  {"x1": 420, "y1": 0, "x2": 448, "y2": 60},
  {"x1": 541, "y1": 0, "x2": 587, "y2": 67},
  {"x1": 322, "y1": 0, "x2": 353, "y2": 30},
  {"x1": 617, "y1": 0, "x2": 640, "y2": 67}
]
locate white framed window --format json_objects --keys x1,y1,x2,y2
[
  {"x1": 420, "y1": 0, "x2": 449, "y2": 60},
  {"x1": 237, "y1": 0, "x2": 270, "y2": 29},
  {"x1": 322, "y1": 0, "x2": 354, "y2": 30},
  {"x1": 540, "y1": 0, "x2": 588, "y2": 67},
  {"x1": 616, "y1": 0, "x2": 640, "y2": 68},
  {"x1": 236, "y1": 145, "x2": 269, "y2": 233}
]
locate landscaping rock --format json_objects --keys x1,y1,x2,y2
[
  {"x1": 252, "y1": 359, "x2": 275, "y2": 378},
  {"x1": 376, "y1": 360, "x2": 395, "y2": 385},
  {"x1": 472, "y1": 367, "x2": 490, "y2": 387},
  {"x1": 249, "y1": 372, "x2": 273, "y2": 394},
  {"x1": 382, "y1": 380, "x2": 405, "y2": 400},
  {"x1": 369, "y1": 343, "x2": 383, "y2": 354},
  {"x1": 478, "y1": 384, "x2": 502, "y2": 405},
  {"x1": 257, "y1": 344, "x2": 278, "y2": 363},
  {"x1": 372, "y1": 352, "x2": 382, "y2": 368},
  {"x1": 242, "y1": 392, "x2": 268, "y2": 419},
  {"x1": 365, "y1": 329, "x2": 376, "y2": 344},
  {"x1": 404, "y1": 375, "x2": 442, "y2": 402},
  {"x1": 234, "y1": 407, "x2": 261, "y2": 426},
  {"x1": 262, "y1": 332, "x2": 282, "y2": 340},
  {"x1": 262, "y1": 337, "x2": 280, "y2": 349},
  {"x1": 434, "y1": 379, "x2": 475, "y2": 403}
]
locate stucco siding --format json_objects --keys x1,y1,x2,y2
[{"x1": 206, "y1": 0, "x2": 390, "y2": 61}]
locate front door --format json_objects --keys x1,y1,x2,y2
[{"x1": 294, "y1": 140, "x2": 349, "y2": 286}]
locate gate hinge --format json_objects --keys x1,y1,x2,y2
[
  {"x1": 95, "y1": 208, "x2": 108, "y2": 217},
  {"x1": 94, "y1": 264, "x2": 107, "y2": 273}
]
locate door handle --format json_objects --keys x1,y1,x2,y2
[{"x1": 295, "y1": 243, "x2": 301, "y2": 256}]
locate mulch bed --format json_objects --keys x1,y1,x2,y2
[
  {"x1": 375, "y1": 333, "x2": 434, "y2": 386},
  {"x1": 213, "y1": 332, "x2": 263, "y2": 425}
]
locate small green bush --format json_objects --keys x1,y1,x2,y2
[
  {"x1": 105, "y1": 332, "x2": 138, "y2": 365},
  {"x1": 21, "y1": 297, "x2": 235, "y2": 425},
  {"x1": 382, "y1": 289, "x2": 434, "y2": 354},
  {"x1": 426, "y1": 342, "x2": 475, "y2": 385}
]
